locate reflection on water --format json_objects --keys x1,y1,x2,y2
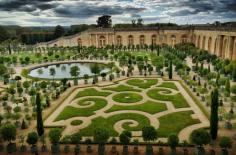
[{"x1": 28, "y1": 62, "x2": 110, "y2": 79}]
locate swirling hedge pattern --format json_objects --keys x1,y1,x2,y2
[{"x1": 47, "y1": 78, "x2": 205, "y2": 140}]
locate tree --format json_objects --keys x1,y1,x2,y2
[
  {"x1": 0, "y1": 64, "x2": 7, "y2": 78},
  {"x1": 210, "y1": 88, "x2": 219, "y2": 140},
  {"x1": 190, "y1": 129, "x2": 210, "y2": 146},
  {"x1": 142, "y1": 126, "x2": 157, "y2": 142},
  {"x1": 49, "y1": 128, "x2": 61, "y2": 144},
  {"x1": 36, "y1": 93, "x2": 44, "y2": 136},
  {"x1": 169, "y1": 60, "x2": 173, "y2": 79},
  {"x1": 0, "y1": 26, "x2": 10, "y2": 42},
  {"x1": 119, "y1": 130, "x2": 132, "y2": 154},
  {"x1": 97, "y1": 15, "x2": 112, "y2": 28},
  {"x1": 0, "y1": 124, "x2": 16, "y2": 143},
  {"x1": 26, "y1": 132, "x2": 38, "y2": 153},
  {"x1": 49, "y1": 67, "x2": 56, "y2": 81},
  {"x1": 225, "y1": 78, "x2": 230, "y2": 95},
  {"x1": 49, "y1": 128, "x2": 61, "y2": 153},
  {"x1": 219, "y1": 136, "x2": 232, "y2": 154},
  {"x1": 71, "y1": 132, "x2": 82, "y2": 154},
  {"x1": 167, "y1": 134, "x2": 179, "y2": 153},
  {"x1": 26, "y1": 132, "x2": 38, "y2": 146},
  {"x1": 90, "y1": 64, "x2": 101, "y2": 84},
  {"x1": 142, "y1": 126, "x2": 157, "y2": 155},
  {"x1": 0, "y1": 124, "x2": 17, "y2": 153},
  {"x1": 94, "y1": 128, "x2": 109, "y2": 155},
  {"x1": 54, "y1": 25, "x2": 65, "y2": 39},
  {"x1": 137, "y1": 18, "x2": 143, "y2": 27},
  {"x1": 70, "y1": 66, "x2": 80, "y2": 85}
]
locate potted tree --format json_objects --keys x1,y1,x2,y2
[
  {"x1": 94, "y1": 128, "x2": 109, "y2": 155},
  {"x1": 167, "y1": 134, "x2": 179, "y2": 155},
  {"x1": 142, "y1": 126, "x2": 158, "y2": 155},
  {"x1": 219, "y1": 137, "x2": 232, "y2": 155},
  {"x1": 119, "y1": 130, "x2": 132, "y2": 155},
  {"x1": 26, "y1": 131, "x2": 38, "y2": 154},
  {"x1": 49, "y1": 128, "x2": 62, "y2": 154}
]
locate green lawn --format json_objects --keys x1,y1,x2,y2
[
  {"x1": 147, "y1": 88, "x2": 189, "y2": 108},
  {"x1": 112, "y1": 92, "x2": 143, "y2": 103},
  {"x1": 71, "y1": 120, "x2": 83, "y2": 126},
  {"x1": 54, "y1": 98, "x2": 107, "y2": 121},
  {"x1": 106, "y1": 100, "x2": 167, "y2": 114},
  {"x1": 76, "y1": 88, "x2": 111, "y2": 98},
  {"x1": 102, "y1": 84, "x2": 141, "y2": 92},
  {"x1": 79, "y1": 113, "x2": 151, "y2": 136},
  {"x1": 157, "y1": 111, "x2": 200, "y2": 137},
  {"x1": 126, "y1": 79, "x2": 158, "y2": 89},
  {"x1": 158, "y1": 82, "x2": 178, "y2": 90}
]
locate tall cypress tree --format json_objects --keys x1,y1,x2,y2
[
  {"x1": 36, "y1": 93, "x2": 44, "y2": 136},
  {"x1": 169, "y1": 60, "x2": 173, "y2": 79},
  {"x1": 210, "y1": 88, "x2": 219, "y2": 140}
]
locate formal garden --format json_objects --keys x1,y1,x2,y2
[{"x1": 0, "y1": 43, "x2": 235, "y2": 154}]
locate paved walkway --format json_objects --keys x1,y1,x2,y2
[{"x1": 44, "y1": 77, "x2": 209, "y2": 142}]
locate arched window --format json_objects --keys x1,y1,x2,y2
[
  {"x1": 140, "y1": 35, "x2": 145, "y2": 46},
  {"x1": 117, "y1": 36, "x2": 122, "y2": 46},
  {"x1": 202, "y1": 36, "x2": 206, "y2": 49},
  {"x1": 128, "y1": 35, "x2": 134, "y2": 46},
  {"x1": 181, "y1": 35, "x2": 188, "y2": 43},
  {"x1": 151, "y1": 35, "x2": 157, "y2": 45},
  {"x1": 171, "y1": 35, "x2": 176, "y2": 46},
  {"x1": 208, "y1": 37, "x2": 212, "y2": 51},
  {"x1": 99, "y1": 36, "x2": 106, "y2": 47},
  {"x1": 77, "y1": 38, "x2": 82, "y2": 47}
]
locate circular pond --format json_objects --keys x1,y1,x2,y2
[{"x1": 28, "y1": 62, "x2": 110, "y2": 79}]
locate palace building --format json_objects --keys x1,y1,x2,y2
[{"x1": 36, "y1": 26, "x2": 236, "y2": 60}]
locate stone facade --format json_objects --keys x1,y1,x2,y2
[{"x1": 36, "y1": 27, "x2": 236, "y2": 60}]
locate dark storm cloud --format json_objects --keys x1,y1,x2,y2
[
  {"x1": 0, "y1": 0, "x2": 58, "y2": 12},
  {"x1": 54, "y1": 3, "x2": 145, "y2": 18},
  {"x1": 166, "y1": 0, "x2": 236, "y2": 17}
]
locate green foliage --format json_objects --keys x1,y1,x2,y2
[
  {"x1": 48, "y1": 128, "x2": 62, "y2": 144},
  {"x1": 26, "y1": 132, "x2": 38, "y2": 145},
  {"x1": 36, "y1": 93, "x2": 44, "y2": 136},
  {"x1": 79, "y1": 113, "x2": 150, "y2": 136},
  {"x1": 76, "y1": 88, "x2": 111, "y2": 98},
  {"x1": 94, "y1": 128, "x2": 110, "y2": 144},
  {"x1": 70, "y1": 120, "x2": 83, "y2": 126},
  {"x1": 147, "y1": 88, "x2": 189, "y2": 108},
  {"x1": 158, "y1": 82, "x2": 178, "y2": 90},
  {"x1": 219, "y1": 137, "x2": 232, "y2": 149},
  {"x1": 103, "y1": 84, "x2": 141, "y2": 92},
  {"x1": 119, "y1": 130, "x2": 132, "y2": 145},
  {"x1": 55, "y1": 98, "x2": 107, "y2": 121},
  {"x1": 112, "y1": 92, "x2": 143, "y2": 103},
  {"x1": 142, "y1": 126, "x2": 157, "y2": 142},
  {"x1": 210, "y1": 88, "x2": 219, "y2": 140},
  {"x1": 106, "y1": 100, "x2": 167, "y2": 114},
  {"x1": 168, "y1": 134, "x2": 179, "y2": 149},
  {"x1": 0, "y1": 124, "x2": 16, "y2": 142},
  {"x1": 158, "y1": 111, "x2": 200, "y2": 137},
  {"x1": 190, "y1": 129, "x2": 210, "y2": 146},
  {"x1": 126, "y1": 79, "x2": 158, "y2": 89},
  {"x1": 168, "y1": 60, "x2": 173, "y2": 79},
  {"x1": 71, "y1": 132, "x2": 82, "y2": 144}
]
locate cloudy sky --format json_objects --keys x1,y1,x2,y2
[{"x1": 0, "y1": 0, "x2": 236, "y2": 26}]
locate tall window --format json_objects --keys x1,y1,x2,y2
[
  {"x1": 171, "y1": 35, "x2": 176, "y2": 46},
  {"x1": 181, "y1": 35, "x2": 187, "y2": 43},
  {"x1": 99, "y1": 36, "x2": 106, "y2": 47},
  {"x1": 117, "y1": 36, "x2": 122, "y2": 46},
  {"x1": 77, "y1": 38, "x2": 82, "y2": 46},
  {"x1": 128, "y1": 35, "x2": 134, "y2": 46},
  {"x1": 140, "y1": 35, "x2": 145, "y2": 46},
  {"x1": 151, "y1": 35, "x2": 157, "y2": 45}
]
